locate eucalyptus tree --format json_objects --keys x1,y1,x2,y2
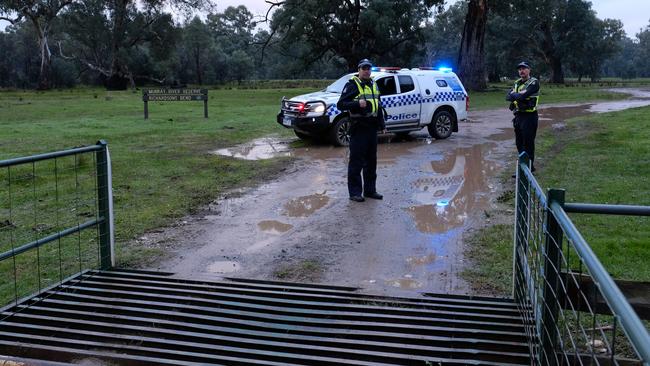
[
  {"x1": 0, "y1": 0, "x2": 76, "y2": 89},
  {"x1": 60, "y1": 0, "x2": 213, "y2": 89},
  {"x1": 265, "y1": 0, "x2": 444, "y2": 71}
]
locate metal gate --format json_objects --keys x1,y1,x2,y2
[{"x1": 513, "y1": 153, "x2": 650, "y2": 365}]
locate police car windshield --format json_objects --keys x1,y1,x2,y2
[{"x1": 325, "y1": 74, "x2": 352, "y2": 93}]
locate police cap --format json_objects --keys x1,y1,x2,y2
[
  {"x1": 358, "y1": 59, "x2": 373, "y2": 68},
  {"x1": 517, "y1": 61, "x2": 531, "y2": 69}
]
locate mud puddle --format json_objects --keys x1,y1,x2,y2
[
  {"x1": 148, "y1": 88, "x2": 650, "y2": 296},
  {"x1": 212, "y1": 137, "x2": 291, "y2": 160}
]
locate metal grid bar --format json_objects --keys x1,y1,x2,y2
[{"x1": 0, "y1": 269, "x2": 532, "y2": 365}]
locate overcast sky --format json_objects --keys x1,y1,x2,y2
[{"x1": 1, "y1": 0, "x2": 649, "y2": 37}]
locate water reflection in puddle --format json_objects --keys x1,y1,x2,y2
[
  {"x1": 405, "y1": 145, "x2": 495, "y2": 234},
  {"x1": 206, "y1": 261, "x2": 240, "y2": 273},
  {"x1": 212, "y1": 137, "x2": 291, "y2": 160},
  {"x1": 386, "y1": 278, "x2": 422, "y2": 289},
  {"x1": 258, "y1": 220, "x2": 293, "y2": 234},
  {"x1": 406, "y1": 253, "x2": 437, "y2": 266},
  {"x1": 282, "y1": 192, "x2": 330, "y2": 217}
]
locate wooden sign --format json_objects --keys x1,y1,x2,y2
[{"x1": 142, "y1": 89, "x2": 208, "y2": 119}]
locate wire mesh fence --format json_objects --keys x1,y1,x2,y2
[
  {"x1": 513, "y1": 154, "x2": 650, "y2": 365},
  {"x1": 0, "y1": 142, "x2": 113, "y2": 314}
]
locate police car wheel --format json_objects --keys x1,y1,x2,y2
[
  {"x1": 428, "y1": 111, "x2": 454, "y2": 139},
  {"x1": 330, "y1": 116, "x2": 351, "y2": 146}
]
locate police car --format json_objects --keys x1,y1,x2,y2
[{"x1": 277, "y1": 67, "x2": 469, "y2": 146}]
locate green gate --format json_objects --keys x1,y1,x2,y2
[
  {"x1": 513, "y1": 153, "x2": 650, "y2": 365},
  {"x1": 0, "y1": 141, "x2": 114, "y2": 312}
]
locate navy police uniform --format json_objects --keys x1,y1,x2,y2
[
  {"x1": 506, "y1": 62, "x2": 540, "y2": 171},
  {"x1": 337, "y1": 62, "x2": 386, "y2": 201}
]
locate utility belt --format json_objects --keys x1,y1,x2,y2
[
  {"x1": 512, "y1": 111, "x2": 538, "y2": 128},
  {"x1": 349, "y1": 116, "x2": 381, "y2": 130}
]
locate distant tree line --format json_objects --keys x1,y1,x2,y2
[{"x1": 0, "y1": 0, "x2": 648, "y2": 90}]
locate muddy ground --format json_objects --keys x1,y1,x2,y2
[{"x1": 141, "y1": 89, "x2": 650, "y2": 298}]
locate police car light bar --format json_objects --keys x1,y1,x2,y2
[
  {"x1": 372, "y1": 66, "x2": 401, "y2": 72},
  {"x1": 417, "y1": 66, "x2": 454, "y2": 72}
]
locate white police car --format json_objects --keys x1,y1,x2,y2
[{"x1": 277, "y1": 67, "x2": 469, "y2": 146}]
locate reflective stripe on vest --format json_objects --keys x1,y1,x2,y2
[
  {"x1": 350, "y1": 76, "x2": 380, "y2": 118},
  {"x1": 513, "y1": 77, "x2": 539, "y2": 113}
]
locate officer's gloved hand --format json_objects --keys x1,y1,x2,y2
[{"x1": 509, "y1": 102, "x2": 516, "y2": 111}]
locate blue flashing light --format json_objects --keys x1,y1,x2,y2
[
  {"x1": 438, "y1": 67, "x2": 453, "y2": 72},
  {"x1": 436, "y1": 200, "x2": 450, "y2": 207},
  {"x1": 371, "y1": 66, "x2": 380, "y2": 72}
]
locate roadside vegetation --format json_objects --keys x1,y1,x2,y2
[{"x1": 463, "y1": 105, "x2": 650, "y2": 295}]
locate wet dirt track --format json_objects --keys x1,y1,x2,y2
[{"x1": 149, "y1": 88, "x2": 650, "y2": 297}]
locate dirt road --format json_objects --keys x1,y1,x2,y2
[{"x1": 146, "y1": 89, "x2": 650, "y2": 297}]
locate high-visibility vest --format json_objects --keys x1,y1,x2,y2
[
  {"x1": 350, "y1": 76, "x2": 380, "y2": 118},
  {"x1": 513, "y1": 77, "x2": 539, "y2": 113}
]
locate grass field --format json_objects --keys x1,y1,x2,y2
[
  {"x1": 464, "y1": 106, "x2": 650, "y2": 295},
  {"x1": 0, "y1": 83, "x2": 643, "y2": 276},
  {"x1": 0, "y1": 87, "x2": 311, "y2": 268}
]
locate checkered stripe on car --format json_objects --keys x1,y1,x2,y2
[
  {"x1": 326, "y1": 91, "x2": 466, "y2": 116},
  {"x1": 327, "y1": 105, "x2": 341, "y2": 116},
  {"x1": 422, "y1": 92, "x2": 466, "y2": 103},
  {"x1": 380, "y1": 94, "x2": 423, "y2": 108}
]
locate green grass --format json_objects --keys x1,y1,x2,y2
[
  {"x1": 536, "y1": 109, "x2": 650, "y2": 280},
  {"x1": 0, "y1": 87, "x2": 309, "y2": 270},
  {"x1": 464, "y1": 106, "x2": 650, "y2": 296}
]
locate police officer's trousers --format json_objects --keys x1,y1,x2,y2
[
  {"x1": 514, "y1": 111, "x2": 538, "y2": 170},
  {"x1": 348, "y1": 124, "x2": 378, "y2": 197}
]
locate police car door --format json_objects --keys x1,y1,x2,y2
[
  {"x1": 381, "y1": 75, "x2": 421, "y2": 129},
  {"x1": 375, "y1": 76, "x2": 398, "y2": 127}
]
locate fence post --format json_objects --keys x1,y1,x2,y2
[
  {"x1": 96, "y1": 140, "x2": 115, "y2": 269},
  {"x1": 513, "y1": 152, "x2": 531, "y2": 301},
  {"x1": 143, "y1": 90, "x2": 149, "y2": 119},
  {"x1": 540, "y1": 188, "x2": 565, "y2": 366},
  {"x1": 203, "y1": 89, "x2": 208, "y2": 118}
]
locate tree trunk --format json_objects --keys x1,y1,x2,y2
[
  {"x1": 540, "y1": 22, "x2": 565, "y2": 84},
  {"x1": 457, "y1": 0, "x2": 489, "y2": 91},
  {"x1": 37, "y1": 30, "x2": 52, "y2": 90},
  {"x1": 549, "y1": 55, "x2": 564, "y2": 84},
  {"x1": 29, "y1": 18, "x2": 52, "y2": 90},
  {"x1": 194, "y1": 50, "x2": 203, "y2": 85},
  {"x1": 106, "y1": 0, "x2": 130, "y2": 90}
]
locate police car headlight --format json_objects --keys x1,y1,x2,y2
[
  {"x1": 304, "y1": 101, "x2": 327, "y2": 116},
  {"x1": 313, "y1": 104, "x2": 326, "y2": 113}
]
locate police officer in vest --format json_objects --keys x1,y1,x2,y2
[
  {"x1": 337, "y1": 59, "x2": 387, "y2": 202},
  {"x1": 506, "y1": 61, "x2": 540, "y2": 174}
]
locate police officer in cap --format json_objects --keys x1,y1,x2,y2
[
  {"x1": 506, "y1": 61, "x2": 540, "y2": 174},
  {"x1": 337, "y1": 58, "x2": 387, "y2": 202}
]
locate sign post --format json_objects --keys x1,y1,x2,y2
[{"x1": 142, "y1": 88, "x2": 208, "y2": 119}]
